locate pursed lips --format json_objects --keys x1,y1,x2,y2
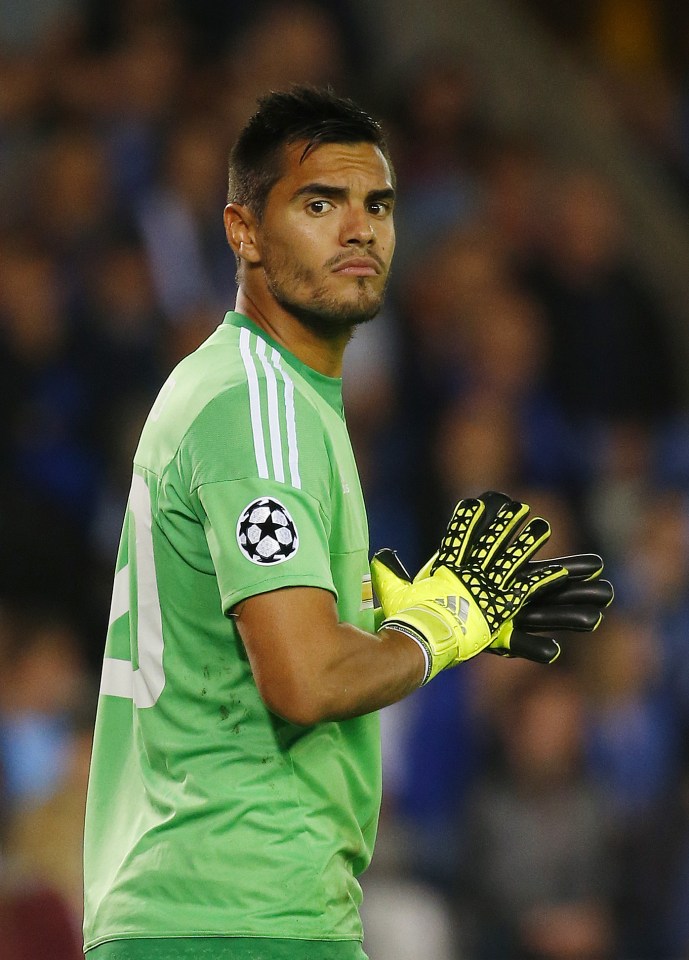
[{"x1": 330, "y1": 256, "x2": 382, "y2": 276}]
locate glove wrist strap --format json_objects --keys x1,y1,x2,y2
[{"x1": 381, "y1": 620, "x2": 432, "y2": 685}]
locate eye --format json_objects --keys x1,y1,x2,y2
[
  {"x1": 367, "y1": 200, "x2": 392, "y2": 218},
  {"x1": 306, "y1": 199, "x2": 334, "y2": 216}
]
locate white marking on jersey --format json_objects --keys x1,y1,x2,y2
[
  {"x1": 239, "y1": 327, "x2": 269, "y2": 480},
  {"x1": 255, "y1": 337, "x2": 285, "y2": 483},
  {"x1": 100, "y1": 474, "x2": 165, "y2": 707},
  {"x1": 108, "y1": 565, "x2": 129, "y2": 624},
  {"x1": 270, "y1": 348, "x2": 301, "y2": 489}
]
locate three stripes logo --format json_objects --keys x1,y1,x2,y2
[
  {"x1": 435, "y1": 595, "x2": 470, "y2": 634},
  {"x1": 239, "y1": 326, "x2": 301, "y2": 488}
]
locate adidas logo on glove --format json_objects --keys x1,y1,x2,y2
[{"x1": 434, "y1": 595, "x2": 470, "y2": 633}]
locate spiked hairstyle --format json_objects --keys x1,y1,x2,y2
[{"x1": 227, "y1": 86, "x2": 395, "y2": 220}]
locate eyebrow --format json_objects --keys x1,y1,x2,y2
[{"x1": 290, "y1": 183, "x2": 396, "y2": 204}]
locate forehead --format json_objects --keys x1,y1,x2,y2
[{"x1": 275, "y1": 140, "x2": 393, "y2": 195}]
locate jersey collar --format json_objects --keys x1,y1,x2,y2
[{"x1": 224, "y1": 311, "x2": 345, "y2": 416}]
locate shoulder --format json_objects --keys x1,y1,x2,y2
[{"x1": 180, "y1": 355, "x2": 329, "y2": 493}]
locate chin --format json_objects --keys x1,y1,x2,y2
[{"x1": 279, "y1": 288, "x2": 385, "y2": 337}]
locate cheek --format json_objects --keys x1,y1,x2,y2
[
  {"x1": 262, "y1": 234, "x2": 322, "y2": 290},
  {"x1": 267, "y1": 222, "x2": 326, "y2": 270},
  {"x1": 383, "y1": 224, "x2": 396, "y2": 257}
]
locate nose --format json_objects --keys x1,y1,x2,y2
[{"x1": 340, "y1": 205, "x2": 375, "y2": 246}]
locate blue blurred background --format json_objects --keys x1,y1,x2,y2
[{"x1": 2, "y1": 1, "x2": 689, "y2": 957}]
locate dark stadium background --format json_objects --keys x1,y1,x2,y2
[{"x1": 2, "y1": 1, "x2": 689, "y2": 956}]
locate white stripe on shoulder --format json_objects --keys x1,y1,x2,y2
[
  {"x1": 271, "y1": 349, "x2": 301, "y2": 489},
  {"x1": 239, "y1": 327, "x2": 269, "y2": 479},
  {"x1": 255, "y1": 337, "x2": 285, "y2": 483}
]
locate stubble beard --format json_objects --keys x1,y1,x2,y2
[{"x1": 263, "y1": 253, "x2": 388, "y2": 341}]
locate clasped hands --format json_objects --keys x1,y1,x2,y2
[{"x1": 371, "y1": 491, "x2": 613, "y2": 685}]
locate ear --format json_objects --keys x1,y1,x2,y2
[{"x1": 224, "y1": 203, "x2": 261, "y2": 265}]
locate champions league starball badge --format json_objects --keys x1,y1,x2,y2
[{"x1": 236, "y1": 497, "x2": 299, "y2": 565}]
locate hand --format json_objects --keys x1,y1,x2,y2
[
  {"x1": 428, "y1": 492, "x2": 570, "y2": 636},
  {"x1": 371, "y1": 493, "x2": 567, "y2": 684},
  {"x1": 431, "y1": 491, "x2": 613, "y2": 664}
]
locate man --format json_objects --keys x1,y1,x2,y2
[{"x1": 83, "y1": 87, "x2": 611, "y2": 960}]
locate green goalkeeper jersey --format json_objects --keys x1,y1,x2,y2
[{"x1": 83, "y1": 312, "x2": 380, "y2": 952}]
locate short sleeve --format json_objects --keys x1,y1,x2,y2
[
  {"x1": 197, "y1": 478, "x2": 336, "y2": 612},
  {"x1": 179, "y1": 380, "x2": 336, "y2": 612}
]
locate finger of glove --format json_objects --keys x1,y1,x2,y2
[
  {"x1": 414, "y1": 551, "x2": 438, "y2": 584},
  {"x1": 432, "y1": 497, "x2": 486, "y2": 573},
  {"x1": 371, "y1": 548, "x2": 413, "y2": 582},
  {"x1": 488, "y1": 517, "x2": 552, "y2": 586},
  {"x1": 488, "y1": 629, "x2": 561, "y2": 664},
  {"x1": 516, "y1": 602, "x2": 604, "y2": 632},
  {"x1": 439, "y1": 492, "x2": 514, "y2": 560},
  {"x1": 472, "y1": 491, "x2": 515, "y2": 540},
  {"x1": 370, "y1": 553, "x2": 413, "y2": 613},
  {"x1": 513, "y1": 563, "x2": 568, "y2": 604},
  {"x1": 526, "y1": 579, "x2": 614, "y2": 609},
  {"x1": 469, "y1": 499, "x2": 531, "y2": 570},
  {"x1": 526, "y1": 553, "x2": 604, "y2": 583}
]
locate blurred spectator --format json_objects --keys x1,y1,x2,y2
[
  {"x1": 0, "y1": 733, "x2": 82, "y2": 960},
  {"x1": 136, "y1": 115, "x2": 233, "y2": 330},
  {"x1": 515, "y1": 0, "x2": 596, "y2": 47},
  {"x1": 30, "y1": 127, "x2": 123, "y2": 302},
  {"x1": 521, "y1": 166, "x2": 680, "y2": 425},
  {"x1": 481, "y1": 136, "x2": 552, "y2": 269},
  {"x1": 0, "y1": 238, "x2": 102, "y2": 524},
  {"x1": 578, "y1": 611, "x2": 682, "y2": 958},
  {"x1": 342, "y1": 311, "x2": 419, "y2": 563},
  {"x1": 6, "y1": 689, "x2": 95, "y2": 924},
  {"x1": 0, "y1": 0, "x2": 79, "y2": 52},
  {"x1": 581, "y1": 612, "x2": 678, "y2": 824},
  {"x1": 455, "y1": 287, "x2": 579, "y2": 491},
  {"x1": 211, "y1": 0, "x2": 364, "y2": 147},
  {"x1": 53, "y1": 15, "x2": 188, "y2": 213},
  {"x1": 0, "y1": 607, "x2": 88, "y2": 808},
  {"x1": 0, "y1": 869, "x2": 83, "y2": 959},
  {"x1": 74, "y1": 235, "x2": 165, "y2": 407},
  {"x1": 72, "y1": 234, "x2": 166, "y2": 576},
  {"x1": 614, "y1": 490, "x2": 689, "y2": 734},
  {"x1": 383, "y1": 52, "x2": 489, "y2": 274},
  {"x1": 460, "y1": 668, "x2": 617, "y2": 959},
  {"x1": 583, "y1": 419, "x2": 655, "y2": 566},
  {"x1": 392, "y1": 224, "x2": 517, "y2": 543},
  {"x1": 0, "y1": 239, "x2": 103, "y2": 635},
  {"x1": 361, "y1": 874, "x2": 455, "y2": 960},
  {"x1": 432, "y1": 394, "x2": 522, "y2": 516},
  {"x1": 224, "y1": 1, "x2": 351, "y2": 96}
]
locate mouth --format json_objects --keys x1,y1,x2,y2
[{"x1": 331, "y1": 256, "x2": 382, "y2": 277}]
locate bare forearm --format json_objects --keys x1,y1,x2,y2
[
  {"x1": 236, "y1": 587, "x2": 427, "y2": 726},
  {"x1": 298, "y1": 622, "x2": 426, "y2": 723}
]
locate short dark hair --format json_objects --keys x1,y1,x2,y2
[{"x1": 227, "y1": 86, "x2": 394, "y2": 218}]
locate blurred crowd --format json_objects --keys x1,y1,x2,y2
[{"x1": 2, "y1": 1, "x2": 689, "y2": 957}]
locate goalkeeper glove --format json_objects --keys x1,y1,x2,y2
[
  {"x1": 432, "y1": 490, "x2": 614, "y2": 664},
  {"x1": 371, "y1": 494, "x2": 567, "y2": 684},
  {"x1": 431, "y1": 492, "x2": 614, "y2": 663}
]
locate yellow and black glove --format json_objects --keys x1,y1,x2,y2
[
  {"x1": 371, "y1": 494, "x2": 567, "y2": 684},
  {"x1": 432, "y1": 490, "x2": 614, "y2": 663}
]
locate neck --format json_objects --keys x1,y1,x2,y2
[{"x1": 235, "y1": 287, "x2": 349, "y2": 378}]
